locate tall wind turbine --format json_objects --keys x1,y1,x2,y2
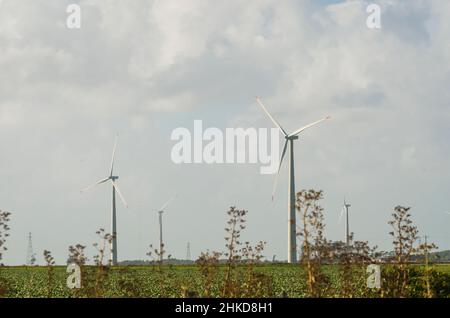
[
  {"x1": 81, "y1": 135, "x2": 128, "y2": 266},
  {"x1": 339, "y1": 199, "x2": 352, "y2": 246},
  {"x1": 157, "y1": 195, "x2": 177, "y2": 262},
  {"x1": 256, "y1": 97, "x2": 330, "y2": 263}
]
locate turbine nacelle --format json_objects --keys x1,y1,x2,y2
[
  {"x1": 256, "y1": 97, "x2": 330, "y2": 200},
  {"x1": 81, "y1": 136, "x2": 128, "y2": 208}
]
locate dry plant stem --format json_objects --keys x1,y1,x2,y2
[
  {"x1": 196, "y1": 251, "x2": 221, "y2": 297},
  {"x1": 418, "y1": 239, "x2": 438, "y2": 298},
  {"x1": 93, "y1": 228, "x2": 113, "y2": 297},
  {"x1": 0, "y1": 211, "x2": 11, "y2": 265},
  {"x1": 297, "y1": 190, "x2": 327, "y2": 297},
  {"x1": 43, "y1": 250, "x2": 55, "y2": 298},
  {"x1": 222, "y1": 207, "x2": 246, "y2": 297},
  {"x1": 0, "y1": 211, "x2": 11, "y2": 296},
  {"x1": 388, "y1": 206, "x2": 419, "y2": 297},
  {"x1": 147, "y1": 243, "x2": 167, "y2": 296}
]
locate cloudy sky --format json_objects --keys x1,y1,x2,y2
[{"x1": 0, "y1": 0, "x2": 449, "y2": 265}]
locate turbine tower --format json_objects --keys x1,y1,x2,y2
[
  {"x1": 186, "y1": 242, "x2": 191, "y2": 261},
  {"x1": 157, "y1": 195, "x2": 177, "y2": 262},
  {"x1": 339, "y1": 199, "x2": 352, "y2": 246},
  {"x1": 26, "y1": 232, "x2": 36, "y2": 266},
  {"x1": 256, "y1": 97, "x2": 330, "y2": 263},
  {"x1": 81, "y1": 135, "x2": 128, "y2": 265}
]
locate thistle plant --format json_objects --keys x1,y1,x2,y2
[
  {"x1": 418, "y1": 238, "x2": 438, "y2": 298},
  {"x1": 0, "y1": 210, "x2": 11, "y2": 296},
  {"x1": 92, "y1": 229, "x2": 113, "y2": 297},
  {"x1": 196, "y1": 250, "x2": 222, "y2": 297},
  {"x1": 0, "y1": 211, "x2": 11, "y2": 265},
  {"x1": 328, "y1": 237, "x2": 379, "y2": 297},
  {"x1": 296, "y1": 190, "x2": 330, "y2": 297},
  {"x1": 43, "y1": 250, "x2": 55, "y2": 298},
  {"x1": 386, "y1": 206, "x2": 419, "y2": 297},
  {"x1": 68, "y1": 244, "x2": 87, "y2": 266},
  {"x1": 222, "y1": 206, "x2": 246, "y2": 297}
]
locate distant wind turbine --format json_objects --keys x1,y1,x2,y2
[
  {"x1": 256, "y1": 97, "x2": 330, "y2": 263},
  {"x1": 339, "y1": 199, "x2": 352, "y2": 246},
  {"x1": 157, "y1": 195, "x2": 177, "y2": 262},
  {"x1": 81, "y1": 135, "x2": 128, "y2": 266}
]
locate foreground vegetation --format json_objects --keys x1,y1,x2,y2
[
  {"x1": 0, "y1": 264, "x2": 449, "y2": 298},
  {"x1": 1, "y1": 190, "x2": 449, "y2": 298}
]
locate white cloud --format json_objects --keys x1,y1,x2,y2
[{"x1": 0, "y1": 0, "x2": 449, "y2": 264}]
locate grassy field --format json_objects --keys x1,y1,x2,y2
[{"x1": 1, "y1": 263, "x2": 449, "y2": 298}]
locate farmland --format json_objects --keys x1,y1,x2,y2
[
  {"x1": 1, "y1": 196, "x2": 450, "y2": 298},
  {"x1": 0, "y1": 264, "x2": 449, "y2": 298}
]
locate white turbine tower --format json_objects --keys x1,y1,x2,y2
[
  {"x1": 339, "y1": 199, "x2": 352, "y2": 246},
  {"x1": 157, "y1": 195, "x2": 177, "y2": 262},
  {"x1": 81, "y1": 135, "x2": 128, "y2": 266},
  {"x1": 256, "y1": 97, "x2": 330, "y2": 263}
]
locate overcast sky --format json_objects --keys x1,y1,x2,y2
[{"x1": 0, "y1": 0, "x2": 449, "y2": 265}]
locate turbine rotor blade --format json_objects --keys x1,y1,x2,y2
[
  {"x1": 272, "y1": 139, "x2": 288, "y2": 201},
  {"x1": 81, "y1": 177, "x2": 110, "y2": 192},
  {"x1": 109, "y1": 135, "x2": 118, "y2": 177},
  {"x1": 256, "y1": 97, "x2": 288, "y2": 137},
  {"x1": 160, "y1": 194, "x2": 178, "y2": 212},
  {"x1": 111, "y1": 180, "x2": 128, "y2": 207},
  {"x1": 289, "y1": 116, "x2": 331, "y2": 137},
  {"x1": 338, "y1": 206, "x2": 345, "y2": 224}
]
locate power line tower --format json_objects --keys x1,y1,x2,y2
[
  {"x1": 186, "y1": 242, "x2": 191, "y2": 261},
  {"x1": 26, "y1": 232, "x2": 36, "y2": 265}
]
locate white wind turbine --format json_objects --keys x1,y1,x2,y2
[
  {"x1": 339, "y1": 199, "x2": 352, "y2": 246},
  {"x1": 256, "y1": 97, "x2": 330, "y2": 263},
  {"x1": 81, "y1": 135, "x2": 128, "y2": 266},
  {"x1": 157, "y1": 195, "x2": 177, "y2": 262}
]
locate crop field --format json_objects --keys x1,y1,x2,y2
[
  {"x1": 1, "y1": 197, "x2": 449, "y2": 299},
  {"x1": 1, "y1": 264, "x2": 449, "y2": 298}
]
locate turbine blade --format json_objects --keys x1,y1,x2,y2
[
  {"x1": 111, "y1": 180, "x2": 128, "y2": 207},
  {"x1": 109, "y1": 135, "x2": 118, "y2": 177},
  {"x1": 289, "y1": 116, "x2": 331, "y2": 137},
  {"x1": 338, "y1": 206, "x2": 345, "y2": 224},
  {"x1": 81, "y1": 177, "x2": 110, "y2": 192},
  {"x1": 256, "y1": 97, "x2": 288, "y2": 137},
  {"x1": 272, "y1": 139, "x2": 288, "y2": 201},
  {"x1": 160, "y1": 194, "x2": 177, "y2": 211}
]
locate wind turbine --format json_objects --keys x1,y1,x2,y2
[
  {"x1": 81, "y1": 135, "x2": 128, "y2": 266},
  {"x1": 157, "y1": 195, "x2": 177, "y2": 262},
  {"x1": 256, "y1": 97, "x2": 330, "y2": 263},
  {"x1": 339, "y1": 199, "x2": 352, "y2": 246}
]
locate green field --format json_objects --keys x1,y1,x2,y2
[{"x1": 1, "y1": 264, "x2": 449, "y2": 298}]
